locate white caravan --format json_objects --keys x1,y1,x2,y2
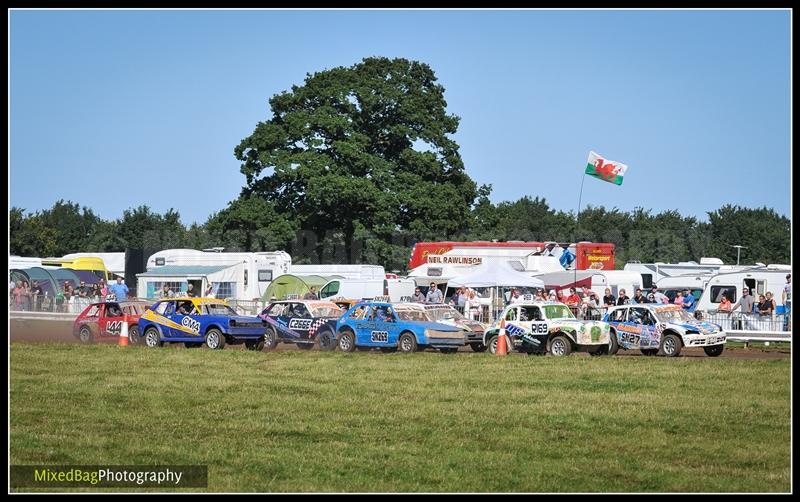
[
  {"x1": 319, "y1": 276, "x2": 416, "y2": 302},
  {"x1": 141, "y1": 248, "x2": 292, "y2": 300},
  {"x1": 695, "y1": 267, "x2": 792, "y2": 313},
  {"x1": 290, "y1": 264, "x2": 385, "y2": 280},
  {"x1": 624, "y1": 258, "x2": 750, "y2": 288}
]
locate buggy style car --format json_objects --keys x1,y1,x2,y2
[
  {"x1": 335, "y1": 301, "x2": 465, "y2": 353},
  {"x1": 484, "y1": 298, "x2": 612, "y2": 356},
  {"x1": 258, "y1": 300, "x2": 344, "y2": 350},
  {"x1": 137, "y1": 297, "x2": 266, "y2": 350},
  {"x1": 603, "y1": 304, "x2": 726, "y2": 357}
]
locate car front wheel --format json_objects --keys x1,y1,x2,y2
[
  {"x1": 144, "y1": 327, "x2": 163, "y2": 348},
  {"x1": 263, "y1": 327, "x2": 278, "y2": 351},
  {"x1": 548, "y1": 335, "x2": 572, "y2": 356},
  {"x1": 398, "y1": 332, "x2": 418, "y2": 353},
  {"x1": 660, "y1": 334, "x2": 682, "y2": 357},
  {"x1": 205, "y1": 329, "x2": 226, "y2": 350},
  {"x1": 78, "y1": 326, "x2": 94, "y2": 344},
  {"x1": 128, "y1": 325, "x2": 140, "y2": 346},
  {"x1": 338, "y1": 330, "x2": 356, "y2": 352}
]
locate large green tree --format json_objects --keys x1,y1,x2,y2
[{"x1": 234, "y1": 57, "x2": 484, "y2": 263}]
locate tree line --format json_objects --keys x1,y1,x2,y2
[{"x1": 9, "y1": 57, "x2": 790, "y2": 271}]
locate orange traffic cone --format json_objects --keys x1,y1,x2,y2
[
  {"x1": 496, "y1": 318, "x2": 508, "y2": 356},
  {"x1": 118, "y1": 314, "x2": 129, "y2": 347}
]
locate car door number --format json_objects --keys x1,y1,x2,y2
[
  {"x1": 181, "y1": 317, "x2": 201, "y2": 333},
  {"x1": 106, "y1": 321, "x2": 122, "y2": 334},
  {"x1": 371, "y1": 331, "x2": 389, "y2": 342},
  {"x1": 620, "y1": 332, "x2": 641, "y2": 345},
  {"x1": 289, "y1": 319, "x2": 313, "y2": 330}
]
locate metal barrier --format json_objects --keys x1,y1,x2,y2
[
  {"x1": 226, "y1": 299, "x2": 267, "y2": 316},
  {"x1": 697, "y1": 310, "x2": 791, "y2": 343}
]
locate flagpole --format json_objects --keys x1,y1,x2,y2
[{"x1": 574, "y1": 173, "x2": 587, "y2": 294}]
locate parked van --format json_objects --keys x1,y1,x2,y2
[{"x1": 319, "y1": 277, "x2": 416, "y2": 302}]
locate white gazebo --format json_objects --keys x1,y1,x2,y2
[{"x1": 447, "y1": 262, "x2": 544, "y2": 322}]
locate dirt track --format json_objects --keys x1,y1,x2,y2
[{"x1": 9, "y1": 319, "x2": 789, "y2": 360}]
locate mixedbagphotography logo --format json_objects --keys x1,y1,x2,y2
[{"x1": 11, "y1": 465, "x2": 208, "y2": 489}]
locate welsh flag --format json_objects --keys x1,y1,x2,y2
[{"x1": 585, "y1": 151, "x2": 628, "y2": 186}]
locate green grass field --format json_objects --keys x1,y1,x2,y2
[{"x1": 10, "y1": 343, "x2": 791, "y2": 493}]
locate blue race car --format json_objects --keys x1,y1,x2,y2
[
  {"x1": 138, "y1": 297, "x2": 267, "y2": 350},
  {"x1": 603, "y1": 303, "x2": 726, "y2": 357},
  {"x1": 335, "y1": 301, "x2": 465, "y2": 353}
]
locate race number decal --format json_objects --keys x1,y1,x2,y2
[
  {"x1": 371, "y1": 331, "x2": 389, "y2": 342},
  {"x1": 399, "y1": 296, "x2": 412, "y2": 302},
  {"x1": 106, "y1": 321, "x2": 122, "y2": 334},
  {"x1": 620, "y1": 332, "x2": 641, "y2": 345},
  {"x1": 529, "y1": 323, "x2": 548, "y2": 334},
  {"x1": 181, "y1": 317, "x2": 201, "y2": 333},
  {"x1": 289, "y1": 319, "x2": 313, "y2": 331}
]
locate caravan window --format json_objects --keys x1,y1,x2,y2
[
  {"x1": 641, "y1": 274, "x2": 653, "y2": 289},
  {"x1": 710, "y1": 286, "x2": 737, "y2": 304},
  {"x1": 258, "y1": 270, "x2": 273, "y2": 282},
  {"x1": 321, "y1": 281, "x2": 340, "y2": 298}
]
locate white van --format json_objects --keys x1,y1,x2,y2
[{"x1": 319, "y1": 277, "x2": 416, "y2": 302}]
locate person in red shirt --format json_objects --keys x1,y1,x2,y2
[{"x1": 564, "y1": 287, "x2": 581, "y2": 307}]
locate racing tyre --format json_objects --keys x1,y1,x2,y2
[
  {"x1": 205, "y1": 328, "x2": 226, "y2": 350},
  {"x1": 128, "y1": 324, "x2": 140, "y2": 346},
  {"x1": 469, "y1": 342, "x2": 487, "y2": 352},
  {"x1": 263, "y1": 327, "x2": 278, "y2": 351},
  {"x1": 640, "y1": 348, "x2": 658, "y2": 356},
  {"x1": 398, "y1": 332, "x2": 418, "y2": 353},
  {"x1": 246, "y1": 339, "x2": 265, "y2": 351},
  {"x1": 439, "y1": 347, "x2": 459, "y2": 354},
  {"x1": 144, "y1": 327, "x2": 163, "y2": 348},
  {"x1": 608, "y1": 330, "x2": 620, "y2": 355},
  {"x1": 316, "y1": 328, "x2": 336, "y2": 351},
  {"x1": 486, "y1": 335, "x2": 499, "y2": 355},
  {"x1": 338, "y1": 329, "x2": 356, "y2": 353},
  {"x1": 548, "y1": 335, "x2": 572, "y2": 356},
  {"x1": 297, "y1": 343, "x2": 314, "y2": 350},
  {"x1": 78, "y1": 326, "x2": 94, "y2": 344},
  {"x1": 660, "y1": 334, "x2": 682, "y2": 357},
  {"x1": 703, "y1": 344, "x2": 724, "y2": 357}
]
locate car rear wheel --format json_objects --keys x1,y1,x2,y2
[
  {"x1": 128, "y1": 325, "x2": 140, "y2": 346},
  {"x1": 660, "y1": 334, "x2": 682, "y2": 357},
  {"x1": 548, "y1": 335, "x2": 572, "y2": 356},
  {"x1": 205, "y1": 329, "x2": 226, "y2": 350},
  {"x1": 78, "y1": 326, "x2": 94, "y2": 344},
  {"x1": 338, "y1": 329, "x2": 356, "y2": 353},
  {"x1": 398, "y1": 332, "x2": 418, "y2": 353},
  {"x1": 317, "y1": 328, "x2": 336, "y2": 351},
  {"x1": 703, "y1": 344, "x2": 724, "y2": 357},
  {"x1": 263, "y1": 327, "x2": 278, "y2": 351},
  {"x1": 144, "y1": 327, "x2": 163, "y2": 348}
]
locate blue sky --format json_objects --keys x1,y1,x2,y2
[{"x1": 9, "y1": 9, "x2": 791, "y2": 225}]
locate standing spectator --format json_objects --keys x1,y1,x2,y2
[
  {"x1": 646, "y1": 292, "x2": 656, "y2": 303},
  {"x1": 63, "y1": 281, "x2": 74, "y2": 312},
  {"x1": 673, "y1": 291, "x2": 684, "y2": 306},
  {"x1": 456, "y1": 288, "x2": 467, "y2": 310},
  {"x1": 77, "y1": 280, "x2": 91, "y2": 298},
  {"x1": 651, "y1": 287, "x2": 669, "y2": 304},
  {"x1": 304, "y1": 286, "x2": 319, "y2": 300},
  {"x1": 534, "y1": 289, "x2": 545, "y2": 301},
  {"x1": 548, "y1": 289, "x2": 558, "y2": 302},
  {"x1": 631, "y1": 288, "x2": 647, "y2": 304},
  {"x1": 765, "y1": 292, "x2": 777, "y2": 313},
  {"x1": 681, "y1": 288, "x2": 696, "y2": 310},
  {"x1": 30, "y1": 280, "x2": 43, "y2": 311},
  {"x1": 718, "y1": 294, "x2": 732, "y2": 312},
  {"x1": 99, "y1": 280, "x2": 108, "y2": 299},
  {"x1": 449, "y1": 287, "x2": 462, "y2": 306},
  {"x1": 602, "y1": 288, "x2": 616, "y2": 308},
  {"x1": 782, "y1": 274, "x2": 791, "y2": 315},
  {"x1": 616, "y1": 289, "x2": 630, "y2": 306},
  {"x1": 9, "y1": 276, "x2": 16, "y2": 306},
  {"x1": 411, "y1": 287, "x2": 426, "y2": 303},
  {"x1": 12, "y1": 281, "x2": 24, "y2": 310},
  {"x1": 186, "y1": 283, "x2": 196, "y2": 298},
  {"x1": 426, "y1": 283, "x2": 443, "y2": 304},
  {"x1": 759, "y1": 293, "x2": 776, "y2": 317},
  {"x1": 159, "y1": 284, "x2": 174, "y2": 299},
  {"x1": 108, "y1": 277, "x2": 129, "y2": 301},
  {"x1": 204, "y1": 284, "x2": 215, "y2": 298},
  {"x1": 563, "y1": 287, "x2": 581, "y2": 308},
  {"x1": 21, "y1": 281, "x2": 33, "y2": 311},
  {"x1": 55, "y1": 284, "x2": 65, "y2": 312},
  {"x1": 91, "y1": 282, "x2": 102, "y2": 301},
  {"x1": 730, "y1": 287, "x2": 754, "y2": 315}
]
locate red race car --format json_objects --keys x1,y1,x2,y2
[{"x1": 73, "y1": 300, "x2": 151, "y2": 345}]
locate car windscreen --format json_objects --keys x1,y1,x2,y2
[
  {"x1": 654, "y1": 307, "x2": 695, "y2": 323},
  {"x1": 426, "y1": 307, "x2": 464, "y2": 321},
  {"x1": 311, "y1": 306, "x2": 344, "y2": 318},
  {"x1": 394, "y1": 308, "x2": 429, "y2": 322},
  {"x1": 203, "y1": 304, "x2": 238, "y2": 316},
  {"x1": 542, "y1": 304, "x2": 575, "y2": 320}
]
